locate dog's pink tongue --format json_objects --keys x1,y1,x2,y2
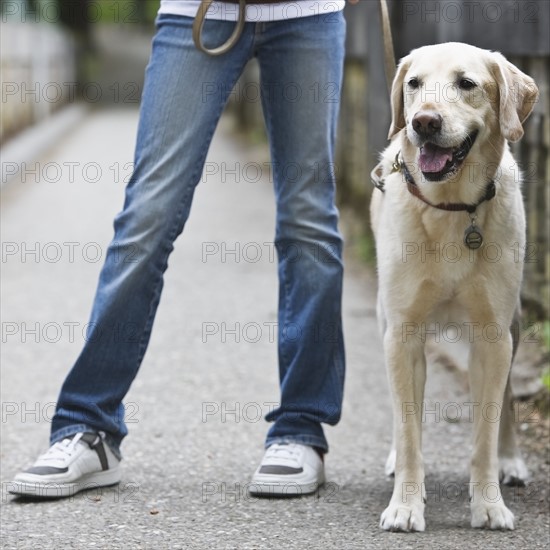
[{"x1": 419, "y1": 143, "x2": 453, "y2": 173}]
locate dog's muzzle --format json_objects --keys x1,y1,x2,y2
[
  {"x1": 417, "y1": 131, "x2": 479, "y2": 181},
  {"x1": 410, "y1": 110, "x2": 479, "y2": 181}
]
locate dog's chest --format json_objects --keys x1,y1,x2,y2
[{"x1": 393, "y1": 207, "x2": 480, "y2": 274}]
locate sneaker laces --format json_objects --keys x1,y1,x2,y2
[
  {"x1": 264, "y1": 443, "x2": 301, "y2": 463},
  {"x1": 38, "y1": 433, "x2": 86, "y2": 464}
]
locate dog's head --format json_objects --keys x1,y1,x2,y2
[{"x1": 388, "y1": 43, "x2": 538, "y2": 182}]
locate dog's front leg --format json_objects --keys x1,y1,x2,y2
[
  {"x1": 469, "y1": 336, "x2": 515, "y2": 530},
  {"x1": 380, "y1": 327, "x2": 427, "y2": 532}
]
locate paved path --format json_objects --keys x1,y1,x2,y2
[{"x1": 1, "y1": 108, "x2": 548, "y2": 549}]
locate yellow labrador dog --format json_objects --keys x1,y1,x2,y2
[{"x1": 370, "y1": 42, "x2": 538, "y2": 531}]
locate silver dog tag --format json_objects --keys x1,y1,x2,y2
[{"x1": 464, "y1": 224, "x2": 483, "y2": 249}]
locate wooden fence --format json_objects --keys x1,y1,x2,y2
[{"x1": 339, "y1": 0, "x2": 549, "y2": 314}]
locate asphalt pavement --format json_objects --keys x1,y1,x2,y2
[{"x1": 1, "y1": 107, "x2": 548, "y2": 549}]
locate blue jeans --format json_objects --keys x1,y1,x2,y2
[{"x1": 51, "y1": 12, "x2": 346, "y2": 457}]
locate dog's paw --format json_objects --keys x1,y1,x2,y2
[
  {"x1": 384, "y1": 449, "x2": 396, "y2": 477},
  {"x1": 380, "y1": 502, "x2": 425, "y2": 532},
  {"x1": 499, "y1": 456, "x2": 529, "y2": 486},
  {"x1": 471, "y1": 503, "x2": 515, "y2": 530}
]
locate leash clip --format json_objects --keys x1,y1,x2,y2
[
  {"x1": 391, "y1": 153, "x2": 402, "y2": 174},
  {"x1": 371, "y1": 152, "x2": 402, "y2": 193}
]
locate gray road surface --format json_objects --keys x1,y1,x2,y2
[{"x1": 1, "y1": 108, "x2": 548, "y2": 549}]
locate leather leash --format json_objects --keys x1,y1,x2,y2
[
  {"x1": 193, "y1": 0, "x2": 398, "y2": 65},
  {"x1": 370, "y1": 0, "x2": 397, "y2": 188},
  {"x1": 193, "y1": 0, "x2": 247, "y2": 56},
  {"x1": 379, "y1": 0, "x2": 396, "y2": 94}
]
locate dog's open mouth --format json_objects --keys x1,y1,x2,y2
[{"x1": 418, "y1": 131, "x2": 478, "y2": 181}]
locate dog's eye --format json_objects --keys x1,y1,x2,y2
[
  {"x1": 407, "y1": 77, "x2": 420, "y2": 89},
  {"x1": 458, "y1": 78, "x2": 477, "y2": 90}
]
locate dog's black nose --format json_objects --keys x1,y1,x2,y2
[{"x1": 412, "y1": 111, "x2": 442, "y2": 137}]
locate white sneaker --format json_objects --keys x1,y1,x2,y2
[
  {"x1": 9, "y1": 432, "x2": 121, "y2": 498},
  {"x1": 249, "y1": 443, "x2": 325, "y2": 496}
]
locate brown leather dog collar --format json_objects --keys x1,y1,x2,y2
[{"x1": 398, "y1": 154, "x2": 496, "y2": 214}]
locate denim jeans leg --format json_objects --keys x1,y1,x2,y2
[
  {"x1": 50, "y1": 15, "x2": 254, "y2": 454},
  {"x1": 257, "y1": 13, "x2": 347, "y2": 453}
]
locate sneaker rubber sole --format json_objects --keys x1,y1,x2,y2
[{"x1": 8, "y1": 467, "x2": 121, "y2": 498}]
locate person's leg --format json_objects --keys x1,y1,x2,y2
[
  {"x1": 48, "y1": 15, "x2": 255, "y2": 456},
  {"x1": 256, "y1": 13, "x2": 347, "y2": 454}
]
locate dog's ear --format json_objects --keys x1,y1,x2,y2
[
  {"x1": 490, "y1": 53, "x2": 539, "y2": 142},
  {"x1": 387, "y1": 57, "x2": 411, "y2": 140}
]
